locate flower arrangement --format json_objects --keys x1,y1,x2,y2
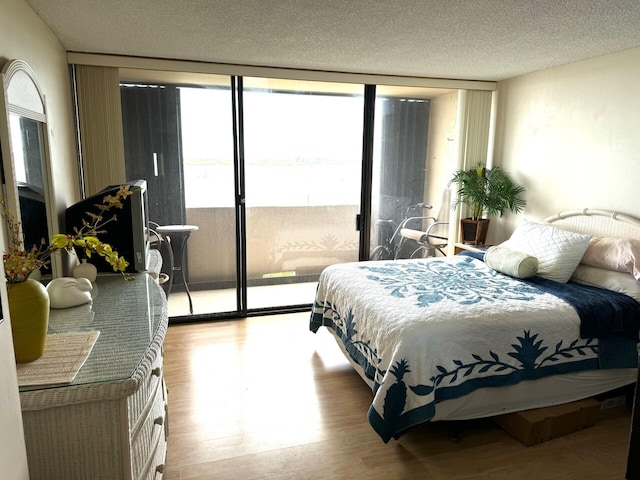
[
  {"x1": 2, "y1": 185, "x2": 134, "y2": 283},
  {"x1": 2, "y1": 207, "x2": 49, "y2": 283}
]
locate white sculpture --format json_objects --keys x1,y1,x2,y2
[{"x1": 46, "y1": 277, "x2": 93, "y2": 309}]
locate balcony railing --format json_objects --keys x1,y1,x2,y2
[{"x1": 183, "y1": 204, "x2": 360, "y2": 289}]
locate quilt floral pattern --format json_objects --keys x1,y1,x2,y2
[{"x1": 310, "y1": 256, "x2": 609, "y2": 442}]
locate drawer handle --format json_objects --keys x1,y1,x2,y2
[
  {"x1": 151, "y1": 367, "x2": 162, "y2": 377},
  {"x1": 156, "y1": 464, "x2": 165, "y2": 474},
  {"x1": 154, "y1": 416, "x2": 164, "y2": 426}
]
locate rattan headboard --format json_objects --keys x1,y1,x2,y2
[{"x1": 544, "y1": 209, "x2": 640, "y2": 240}]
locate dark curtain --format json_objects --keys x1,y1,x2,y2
[
  {"x1": 120, "y1": 83, "x2": 186, "y2": 285},
  {"x1": 120, "y1": 84, "x2": 185, "y2": 226},
  {"x1": 378, "y1": 98, "x2": 430, "y2": 226}
]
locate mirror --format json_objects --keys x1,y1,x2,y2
[{"x1": 0, "y1": 60, "x2": 58, "y2": 278}]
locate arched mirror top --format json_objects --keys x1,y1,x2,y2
[{"x1": 3, "y1": 60, "x2": 46, "y2": 120}]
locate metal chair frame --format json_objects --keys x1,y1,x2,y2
[{"x1": 398, "y1": 216, "x2": 449, "y2": 258}]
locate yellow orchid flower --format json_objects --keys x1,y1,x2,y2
[{"x1": 50, "y1": 234, "x2": 73, "y2": 250}]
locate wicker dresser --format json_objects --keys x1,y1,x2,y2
[{"x1": 19, "y1": 274, "x2": 169, "y2": 480}]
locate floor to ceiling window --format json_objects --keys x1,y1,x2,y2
[
  {"x1": 70, "y1": 62, "x2": 492, "y2": 323},
  {"x1": 369, "y1": 86, "x2": 458, "y2": 261},
  {"x1": 121, "y1": 75, "x2": 366, "y2": 318},
  {"x1": 178, "y1": 81, "x2": 238, "y2": 313},
  {"x1": 113, "y1": 65, "x2": 465, "y2": 321},
  {"x1": 121, "y1": 76, "x2": 239, "y2": 316},
  {"x1": 242, "y1": 77, "x2": 364, "y2": 310}
]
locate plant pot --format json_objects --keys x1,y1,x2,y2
[
  {"x1": 460, "y1": 218, "x2": 490, "y2": 245},
  {"x1": 7, "y1": 279, "x2": 50, "y2": 363}
]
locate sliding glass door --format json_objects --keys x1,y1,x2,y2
[
  {"x1": 122, "y1": 76, "x2": 240, "y2": 317},
  {"x1": 369, "y1": 86, "x2": 458, "y2": 260},
  {"x1": 242, "y1": 78, "x2": 364, "y2": 309},
  {"x1": 120, "y1": 72, "x2": 460, "y2": 319},
  {"x1": 122, "y1": 76, "x2": 365, "y2": 317},
  {"x1": 179, "y1": 80, "x2": 238, "y2": 314}
]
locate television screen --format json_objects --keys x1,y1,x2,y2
[{"x1": 65, "y1": 179, "x2": 149, "y2": 273}]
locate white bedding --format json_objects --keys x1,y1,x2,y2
[
  {"x1": 310, "y1": 255, "x2": 640, "y2": 442},
  {"x1": 327, "y1": 324, "x2": 635, "y2": 421}
]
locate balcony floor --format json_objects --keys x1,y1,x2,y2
[{"x1": 167, "y1": 281, "x2": 319, "y2": 317}]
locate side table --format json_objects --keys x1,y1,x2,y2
[
  {"x1": 157, "y1": 224, "x2": 199, "y2": 314},
  {"x1": 453, "y1": 242, "x2": 493, "y2": 255}
]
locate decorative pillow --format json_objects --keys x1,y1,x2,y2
[
  {"x1": 501, "y1": 219, "x2": 591, "y2": 283},
  {"x1": 581, "y1": 236, "x2": 640, "y2": 280},
  {"x1": 484, "y1": 245, "x2": 538, "y2": 279},
  {"x1": 571, "y1": 264, "x2": 640, "y2": 302}
]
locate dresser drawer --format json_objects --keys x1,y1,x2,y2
[
  {"x1": 138, "y1": 383, "x2": 168, "y2": 480},
  {"x1": 131, "y1": 375, "x2": 167, "y2": 478},
  {"x1": 147, "y1": 426, "x2": 168, "y2": 480},
  {"x1": 128, "y1": 343, "x2": 164, "y2": 425}
]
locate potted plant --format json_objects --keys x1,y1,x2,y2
[{"x1": 449, "y1": 164, "x2": 526, "y2": 245}]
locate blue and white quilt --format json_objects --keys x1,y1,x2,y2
[{"x1": 310, "y1": 255, "x2": 640, "y2": 443}]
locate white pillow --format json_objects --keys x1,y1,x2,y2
[
  {"x1": 501, "y1": 219, "x2": 591, "y2": 283},
  {"x1": 484, "y1": 245, "x2": 538, "y2": 279},
  {"x1": 581, "y1": 236, "x2": 640, "y2": 280},
  {"x1": 571, "y1": 264, "x2": 640, "y2": 302}
]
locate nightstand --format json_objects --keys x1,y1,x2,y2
[{"x1": 453, "y1": 242, "x2": 493, "y2": 255}]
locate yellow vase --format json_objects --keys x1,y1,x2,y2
[{"x1": 8, "y1": 278, "x2": 50, "y2": 363}]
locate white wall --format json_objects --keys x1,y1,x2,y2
[
  {"x1": 1, "y1": 0, "x2": 80, "y2": 228},
  {"x1": 492, "y1": 46, "x2": 640, "y2": 243},
  {"x1": 0, "y1": 225, "x2": 28, "y2": 480},
  {"x1": 0, "y1": 1, "x2": 80, "y2": 478},
  {"x1": 425, "y1": 91, "x2": 459, "y2": 215}
]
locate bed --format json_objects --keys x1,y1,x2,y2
[{"x1": 310, "y1": 209, "x2": 640, "y2": 443}]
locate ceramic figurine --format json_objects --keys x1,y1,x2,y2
[{"x1": 46, "y1": 277, "x2": 93, "y2": 309}]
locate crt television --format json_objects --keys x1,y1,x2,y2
[{"x1": 65, "y1": 179, "x2": 150, "y2": 273}]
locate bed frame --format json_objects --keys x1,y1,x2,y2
[{"x1": 544, "y1": 208, "x2": 640, "y2": 239}]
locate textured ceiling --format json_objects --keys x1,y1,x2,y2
[{"x1": 24, "y1": 0, "x2": 640, "y2": 81}]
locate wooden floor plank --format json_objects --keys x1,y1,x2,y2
[{"x1": 162, "y1": 312, "x2": 632, "y2": 479}]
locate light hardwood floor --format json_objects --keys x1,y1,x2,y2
[{"x1": 162, "y1": 312, "x2": 632, "y2": 480}]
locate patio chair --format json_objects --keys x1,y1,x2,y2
[{"x1": 397, "y1": 189, "x2": 450, "y2": 258}]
